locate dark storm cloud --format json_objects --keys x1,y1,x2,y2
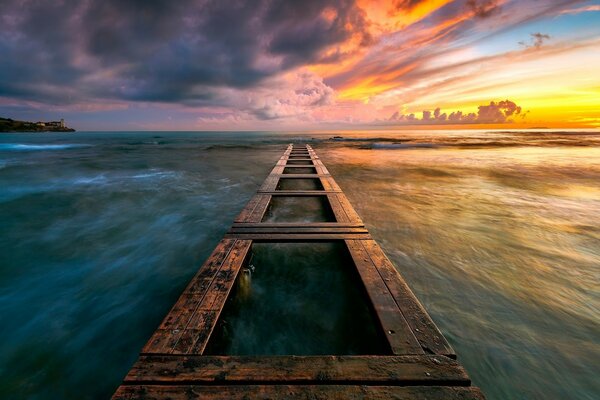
[{"x1": 0, "y1": 0, "x2": 369, "y2": 104}]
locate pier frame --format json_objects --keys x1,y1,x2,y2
[{"x1": 113, "y1": 145, "x2": 484, "y2": 399}]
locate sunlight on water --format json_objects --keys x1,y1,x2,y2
[
  {"x1": 319, "y1": 144, "x2": 600, "y2": 400},
  {"x1": 1, "y1": 130, "x2": 599, "y2": 399}
]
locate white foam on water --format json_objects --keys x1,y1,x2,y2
[{"x1": 0, "y1": 143, "x2": 91, "y2": 151}]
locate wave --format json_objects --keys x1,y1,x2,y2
[
  {"x1": 324, "y1": 131, "x2": 600, "y2": 149},
  {"x1": 0, "y1": 143, "x2": 91, "y2": 151},
  {"x1": 130, "y1": 170, "x2": 180, "y2": 180},
  {"x1": 369, "y1": 142, "x2": 437, "y2": 149},
  {"x1": 0, "y1": 169, "x2": 182, "y2": 202}
]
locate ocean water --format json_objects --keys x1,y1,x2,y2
[{"x1": 0, "y1": 130, "x2": 599, "y2": 399}]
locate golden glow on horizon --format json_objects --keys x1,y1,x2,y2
[
  {"x1": 214, "y1": 0, "x2": 600, "y2": 129},
  {"x1": 324, "y1": 21, "x2": 600, "y2": 128}
]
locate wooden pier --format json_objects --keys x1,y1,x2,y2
[{"x1": 113, "y1": 145, "x2": 484, "y2": 399}]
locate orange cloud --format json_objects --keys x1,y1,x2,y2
[{"x1": 389, "y1": 99, "x2": 523, "y2": 124}]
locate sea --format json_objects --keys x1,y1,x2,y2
[{"x1": 0, "y1": 130, "x2": 598, "y2": 399}]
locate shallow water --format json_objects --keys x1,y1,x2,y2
[
  {"x1": 205, "y1": 242, "x2": 385, "y2": 355},
  {"x1": 0, "y1": 130, "x2": 599, "y2": 399},
  {"x1": 263, "y1": 196, "x2": 335, "y2": 222}
]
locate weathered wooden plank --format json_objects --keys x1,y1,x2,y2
[
  {"x1": 258, "y1": 175, "x2": 279, "y2": 192},
  {"x1": 336, "y1": 193, "x2": 364, "y2": 224},
  {"x1": 225, "y1": 233, "x2": 372, "y2": 240},
  {"x1": 328, "y1": 178, "x2": 343, "y2": 191},
  {"x1": 184, "y1": 239, "x2": 237, "y2": 295},
  {"x1": 115, "y1": 144, "x2": 484, "y2": 400},
  {"x1": 259, "y1": 190, "x2": 341, "y2": 195},
  {"x1": 171, "y1": 312, "x2": 217, "y2": 354},
  {"x1": 327, "y1": 193, "x2": 349, "y2": 223},
  {"x1": 319, "y1": 176, "x2": 335, "y2": 191},
  {"x1": 231, "y1": 222, "x2": 365, "y2": 228},
  {"x1": 113, "y1": 385, "x2": 485, "y2": 400},
  {"x1": 269, "y1": 174, "x2": 326, "y2": 178},
  {"x1": 156, "y1": 294, "x2": 203, "y2": 331},
  {"x1": 247, "y1": 195, "x2": 271, "y2": 223},
  {"x1": 319, "y1": 176, "x2": 342, "y2": 191},
  {"x1": 345, "y1": 239, "x2": 424, "y2": 355},
  {"x1": 123, "y1": 355, "x2": 470, "y2": 385},
  {"x1": 142, "y1": 239, "x2": 237, "y2": 352},
  {"x1": 197, "y1": 240, "x2": 251, "y2": 312},
  {"x1": 361, "y1": 240, "x2": 456, "y2": 357},
  {"x1": 269, "y1": 165, "x2": 285, "y2": 174},
  {"x1": 142, "y1": 240, "x2": 248, "y2": 355},
  {"x1": 228, "y1": 227, "x2": 369, "y2": 234},
  {"x1": 178, "y1": 240, "x2": 252, "y2": 354},
  {"x1": 234, "y1": 195, "x2": 262, "y2": 223},
  {"x1": 283, "y1": 167, "x2": 316, "y2": 172},
  {"x1": 314, "y1": 164, "x2": 329, "y2": 174}
]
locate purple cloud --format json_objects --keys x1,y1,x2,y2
[{"x1": 0, "y1": 0, "x2": 369, "y2": 105}]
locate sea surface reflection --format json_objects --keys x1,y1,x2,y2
[{"x1": 0, "y1": 130, "x2": 598, "y2": 399}]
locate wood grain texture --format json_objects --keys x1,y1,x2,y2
[
  {"x1": 345, "y1": 239, "x2": 424, "y2": 355},
  {"x1": 224, "y1": 233, "x2": 372, "y2": 240},
  {"x1": 361, "y1": 240, "x2": 455, "y2": 357},
  {"x1": 336, "y1": 193, "x2": 364, "y2": 224},
  {"x1": 231, "y1": 222, "x2": 364, "y2": 228},
  {"x1": 113, "y1": 144, "x2": 485, "y2": 400},
  {"x1": 113, "y1": 385, "x2": 485, "y2": 400},
  {"x1": 142, "y1": 240, "x2": 251, "y2": 355},
  {"x1": 124, "y1": 355, "x2": 469, "y2": 385},
  {"x1": 228, "y1": 227, "x2": 369, "y2": 234},
  {"x1": 247, "y1": 195, "x2": 271, "y2": 223},
  {"x1": 259, "y1": 191, "x2": 341, "y2": 195}
]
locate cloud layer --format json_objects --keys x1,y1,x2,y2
[
  {"x1": 389, "y1": 100, "x2": 523, "y2": 124},
  {"x1": 0, "y1": 0, "x2": 368, "y2": 104},
  {"x1": 1, "y1": 0, "x2": 598, "y2": 128}
]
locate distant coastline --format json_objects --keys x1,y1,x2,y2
[{"x1": 0, "y1": 117, "x2": 75, "y2": 132}]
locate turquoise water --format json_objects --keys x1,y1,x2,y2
[
  {"x1": 205, "y1": 242, "x2": 385, "y2": 356},
  {"x1": 0, "y1": 130, "x2": 599, "y2": 399}
]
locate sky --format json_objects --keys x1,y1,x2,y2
[{"x1": 0, "y1": 0, "x2": 599, "y2": 131}]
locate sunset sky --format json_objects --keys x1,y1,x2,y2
[{"x1": 1, "y1": 0, "x2": 599, "y2": 130}]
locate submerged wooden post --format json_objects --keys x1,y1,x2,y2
[{"x1": 113, "y1": 144, "x2": 485, "y2": 399}]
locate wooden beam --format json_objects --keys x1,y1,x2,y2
[
  {"x1": 345, "y1": 239, "x2": 424, "y2": 355},
  {"x1": 224, "y1": 233, "x2": 372, "y2": 240},
  {"x1": 113, "y1": 143, "x2": 484, "y2": 399},
  {"x1": 361, "y1": 240, "x2": 455, "y2": 357},
  {"x1": 142, "y1": 240, "x2": 251, "y2": 355},
  {"x1": 228, "y1": 227, "x2": 369, "y2": 234},
  {"x1": 257, "y1": 190, "x2": 341, "y2": 195},
  {"x1": 123, "y1": 355, "x2": 470, "y2": 385},
  {"x1": 231, "y1": 223, "x2": 365, "y2": 228},
  {"x1": 113, "y1": 385, "x2": 485, "y2": 400}
]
